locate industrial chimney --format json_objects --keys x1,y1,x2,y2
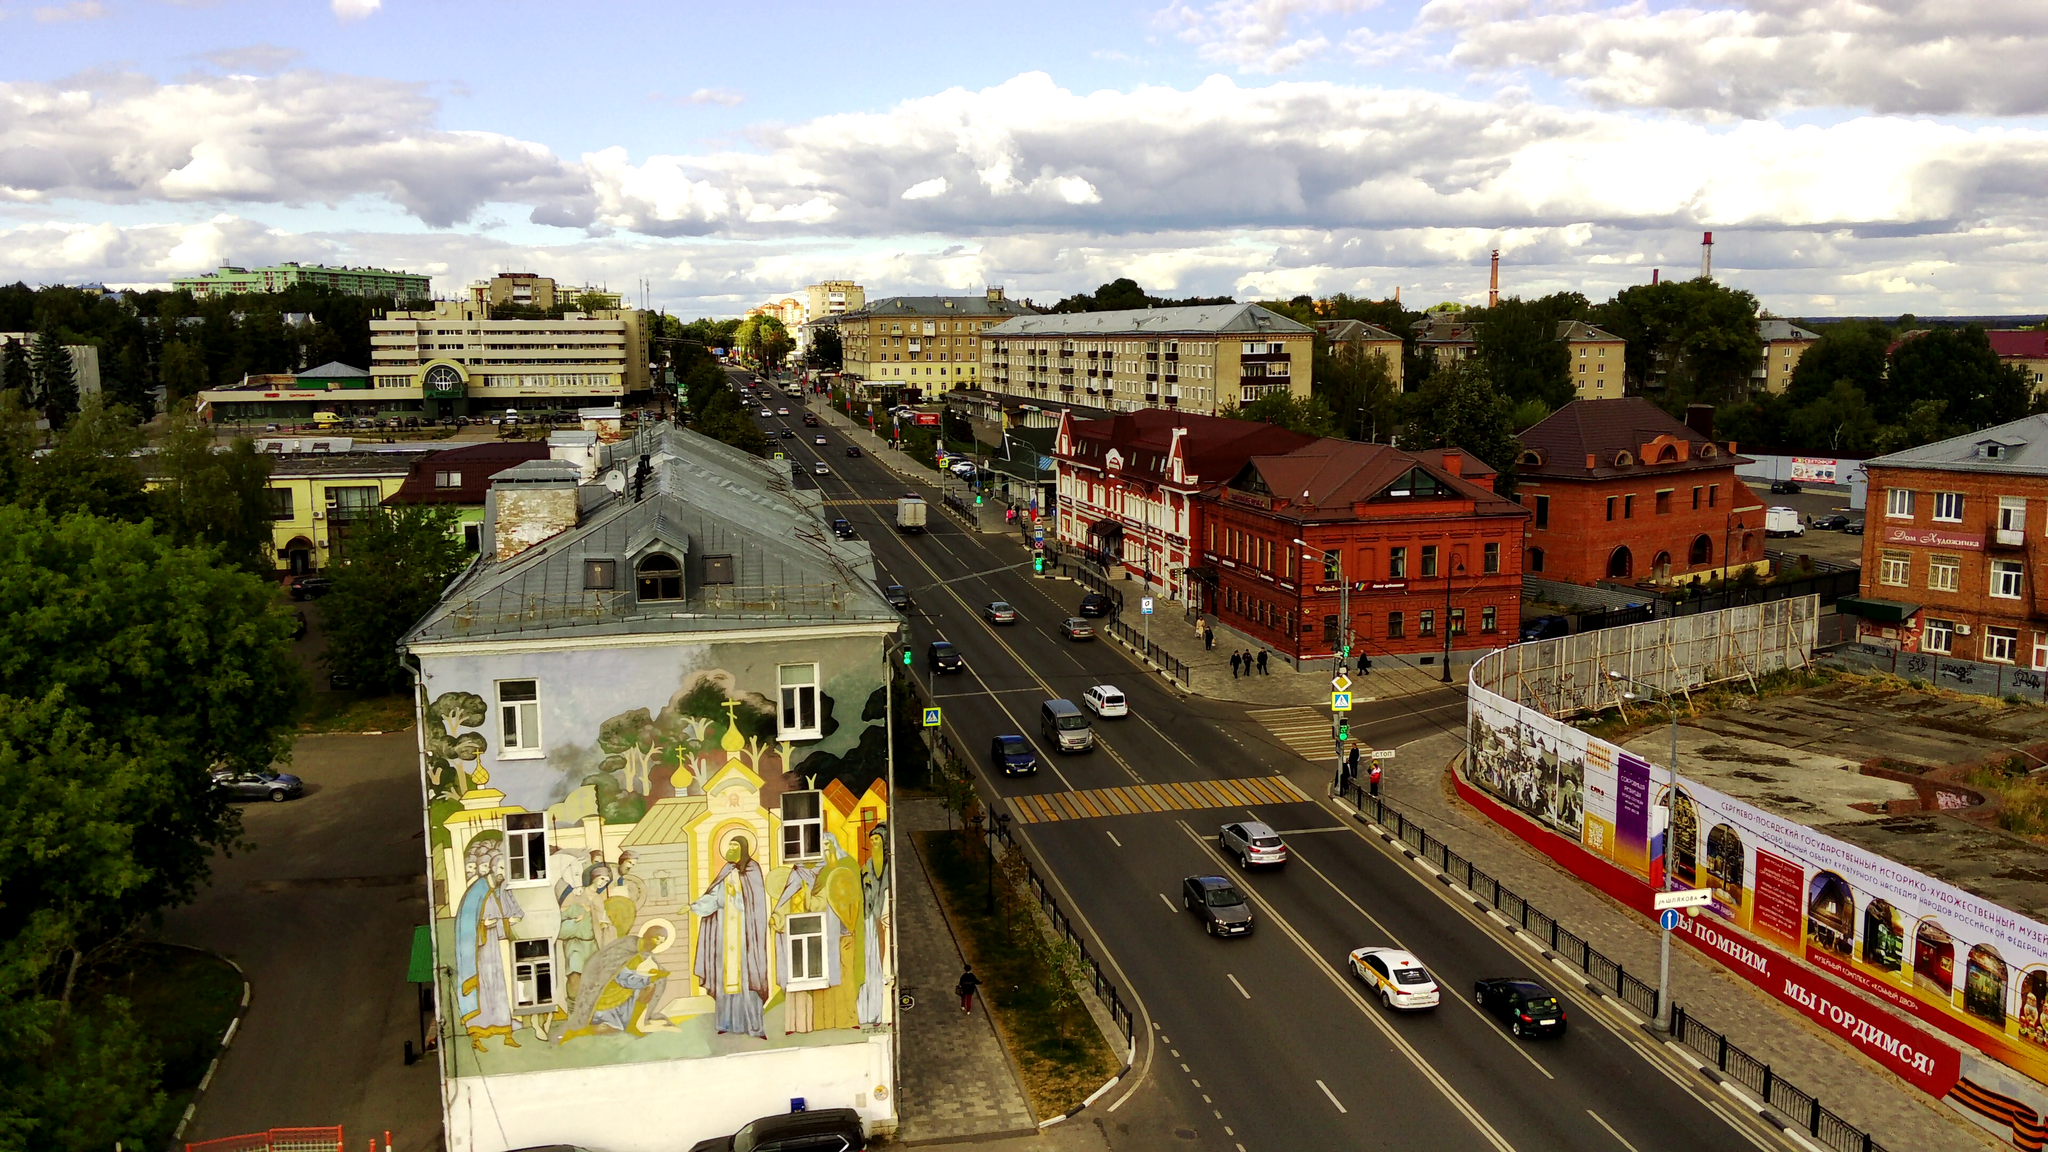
[
  {"x1": 1701, "y1": 232, "x2": 1714, "y2": 280},
  {"x1": 1488, "y1": 250, "x2": 1500, "y2": 308},
  {"x1": 1652, "y1": 269, "x2": 1660, "y2": 286}
]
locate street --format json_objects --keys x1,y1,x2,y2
[{"x1": 745, "y1": 372, "x2": 1790, "y2": 1152}]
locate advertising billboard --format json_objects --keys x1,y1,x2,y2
[{"x1": 1790, "y1": 457, "x2": 1839, "y2": 483}]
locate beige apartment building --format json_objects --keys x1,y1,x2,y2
[
  {"x1": 467, "y1": 273, "x2": 623, "y2": 314},
  {"x1": 1561, "y1": 320, "x2": 1627, "y2": 400},
  {"x1": 842, "y1": 289, "x2": 1032, "y2": 394},
  {"x1": 981, "y1": 303, "x2": 1314, "y2": 417},
  {"x1": 1756, "y1": 319, "x2": 1820, "y2": 395},
  {"x1": 368, "y1": 299, "x2": 650, "y2": 415},
  {"x1": 807, "y1": 280, "x2": 864, "y2": 319},
  {"x1": 1316, "y1": 319, "x2": 1405, "y2": 390}
]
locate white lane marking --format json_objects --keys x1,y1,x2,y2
[
  {"x1": 1316, "y1": 1079, "x2": 1348, "y2": 1114},
  {"x1": 1106, "y1": 830, "x2": 1123, "y2": 847},
  {"x1": 1227, "y1": 973, "x2": 1251, "y2": 1000},
  {"x1": 1159, "y1": 893, "x2": 1178, "y2": 912},
  {"x1": 1585, "y1": 1111, "x2": 1641, "y2": 1152}
]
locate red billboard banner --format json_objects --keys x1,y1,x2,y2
[
  {"x1": 914, "y1": 413, "x2": 940, "y2": 426},
  {"x1": 1884, "y1": 525, "x2": 1984, "y2": 551}
]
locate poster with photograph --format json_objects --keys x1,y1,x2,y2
[{"x1": 1467, "y1": 691, "x2": 1588, "y2": 842}]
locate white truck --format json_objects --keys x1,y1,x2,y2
[
  {"x1": 896, "y1": 495, "x2": 928, "y2": 533},
  {"x1": 1765, "y1": 506, "x2": 1805, "y2": 537}
]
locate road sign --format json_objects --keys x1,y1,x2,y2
[
  {"x1": 1659, "y1": 909, "x2": 1683, "y2": 931},
  {"x1": 1654, "y1": 888, "x2": 1714, "y2": 911},
  {"x1": 1331, "y1": 691, "x2": 1353, "y2": 711},
  {"x1": 1331, "y1": 674, "x2": 1352, "y2": 692},
  {"x1": 1034, "y1": 526, "x2": 1045, "y2": 543},
  {"x1": 922, "y1": 707, "x2": 941, "y2": 728},
  {"x1": 1370, "y1": 749, "x2": 1397, "y2": 759},
  {"x1": 1140, "y1": 597, "x2": 1154, "y2": 615}
]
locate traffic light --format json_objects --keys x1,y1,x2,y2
[
  {"x1": 1033, "y1": 550, "x2": 1045, "y2": 573},
  {"x1": 974, "y1": 494, "x2": 983, "y2": 506},
  {"x1": 1337, "y1": 718, "x2": 1350, "y2": 742},
  {"x1": 901, "y1": 647, "x2": 913, "y2": 666},
  {"x1": 1341, "y1": 645, "x2": 1351, "y2": 659}
]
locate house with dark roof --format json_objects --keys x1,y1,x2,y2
[
  {"x1": 1198, "y1": 438, "x2": 1526, "y2": 670},
  {"x1": 1988, "y1": 330, "x2": 2048, "y2": 396},
  {"x1": 839, "y1": 287, "x2": 1034, "y2": 396},
  {"x1": 1514, "y1": 398, "x2": 1766, "y2": 587},
  {"x1": 400, "y1": 422, "x2": 902, "y2": 1150},
  {"x1": 382, "y1": 438, "x2": 550, "y2": 551}
]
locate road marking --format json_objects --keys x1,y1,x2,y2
[
  {"x1": 1227, "y1": 973, "x2": 1250, "y2": 999},
  {"x1": 1273, "y1": 826, "x2": 1348, "y2": 835},
  {"x1": 1007, "y1": 775, "x2": 1312, "y2": 823},
  {"x1": 1316, "y1": 1079, "x2": 1348, "y2": 1114},
  {"x1": 1246, "y1": 706, "x2": 1345, "y2": 762},
  {"x1": 1106, "y1": 830, "x2": 1123, "y2": 847},
  {"x1": 1586, "y1": 1110, "x2": 1641, "y2": 1152},
  {"x1": 1159, "y1": 893, "x2": 1178, "y2": 913}
]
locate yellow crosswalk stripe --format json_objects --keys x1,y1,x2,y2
[{"x1": 1005, "y1": 775, "x2": 1313, "y2": 824}]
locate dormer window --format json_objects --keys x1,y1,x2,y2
[
  {"x1": 1614, "y1": 451, "x2": 1635, "y2": 467},
  {"x1": 1699, "y1": 444, "x2": 1718, "y2": 458},
  {"x1": 1383, "y1": 468, "x2": 1444, "y2": 499},
  {"x1": 1517, "y1": 450, "x2": 1544, "y2": 467},
  {"x1": 1657, "y1": 445, "x2": 1679, "y2": 463},
  {"x1": 1979, "y1": 442, "x2": 2009, "y2": 460},
  {"x1": 636, "y1": 553, "x2": 683, "y2": 601}
]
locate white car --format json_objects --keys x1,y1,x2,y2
[
  {"x1": 1081, "y1": 685, "x2": 1128, "y2": 718},
  {"x1": 760, "y1": 409, "x2": 774, "y2": 417},
  {"x1": 777, "y1": 407, "x2": 790, "y2": 416},
  {"x1": 813, "y1": 462, "x2": 831, "y2": 475},
  {"x1": 1349, "y1": 947, "x2": 1440, "y2": 1011}
]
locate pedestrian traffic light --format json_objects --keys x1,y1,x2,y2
[
  {"x1": 1033, "y1": 550, "x2": 1045, "y2": 573},
  {"x1": 974, "y1": 494, "x2": 983, "y2": 505},
  {"x1": 1337, "y1": 719, "x2": 1350, "y2": 742},
  {"x1": 902, "y1": 647, "x2": 913, "y2": 666}
]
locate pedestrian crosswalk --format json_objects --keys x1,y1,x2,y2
[
  {"x1": 1249, "y1": 707, "x2": 1350, "y2": 762},
  {"x1": 1006, "y1": 775, "x2": 1313, "y2": 824},
  {"x1": 822, "y1": 498, "x2": 900, "y2": 507}
]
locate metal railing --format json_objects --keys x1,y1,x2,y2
[
  {"x1": 187, "y1": 1128, "x2": 345, "y2": 1152},
  {"x1": 1103, "y1": 614, "x2": 1192, "y2": 687},
  {"x1": 1335, "y1": 782, "x2": 1889, "y2": 1152}
]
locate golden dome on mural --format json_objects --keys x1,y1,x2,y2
[{"x1": 720, "y1": 700, "x2": 746, "y2": 753}]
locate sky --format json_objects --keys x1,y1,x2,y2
[{"x1": 2, "y1": 0, "x2": 2046, "y2": 318}]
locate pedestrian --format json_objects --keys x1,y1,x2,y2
[
  {"x1": 1346, "y1": 746, "x2": 1360, "y2": 789},
  {"x1": 957, "y1": 965, "x2": 981, "y2": 1013},
  {"x1": 1369, "y1": 761, "x2": 1382, "y2": 798},
  {"x1": 1230, "y1": 650, "x2": 1242, "y2": 679},
  {"x1": 1257, "y1": 649, "x2": 1269, "y2": 676},
  {"x1": 1203, "y1": 621, "x2": 1215, "y2": 651}
]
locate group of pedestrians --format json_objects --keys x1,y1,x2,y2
[{"x1": 1229, "y1": 648, "x2": 1269, "y2": 678}]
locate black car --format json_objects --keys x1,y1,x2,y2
[
  {"x1": 845, "y1": 446, "x2": 862, "y2": 457},
  {"x1": 884, "y1": 584, "x2": 912, "y2": 610},
  {"x1": 1077, "y1": 592, "x2": 1112, "y2": 618},
  {"x1": 1519, "y1": 614, "x2": 1570, "y2": 642},
  {"x1": 290, "y1": 610, "x2": 309, "y2": 640},
  {"x1": 832, "y1": 518, "x2": 856, "y2": 539},
  {"x1": 1845, "y1": 518, "x2": 1865, "y2": 535},
  {"x1": 803, "y1": 413, "x2": 819, "y2": 426},
  {"x1": 210, "y1": 768, "x2": 305, "y2": 803},
  {"x1": 1182, "y1": 875, "x2": 1254, "y2": 937},
  {"x1": 929, "y1": 640, "x2": 965, "y2": 673},
  {"x1": 1813, "y1": 513, "x2": 1852, "y2": 531},
  {"x1": 1770, "y1": 479, "x2": 1802, "y2": 494},
  {"x1": 688, "y1": 1106, "x2": 866, "y2": 1152},
  {"x1": 288, "y1": 574, "x2": 333, "y2": 601},
  {"x1": 779, "y1": 428, "x2": 797, "y2": 439},
  {"x1": 1473, "y1": 978, "x2": 1567, "y2": 1038},
  {"x1": 990, "y1": 734, "x2": 1037, "y2": 776}
]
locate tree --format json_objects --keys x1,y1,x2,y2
[
  {"x1": 19, "y1": 397, "x2": 149, "y2": 523},
  {"x1": 1887, "y1": 326, "x2": 2029, "y2": 431},
  {"x1": 1400, "y1": 360, "x2": 1520, "y2": 492},
  {"x1": 150, "y1": 405, "x2": 276, "y2": 573},
  {"x1": 0, "y1": 336, "x2": 29, "y2": 401},
  {"x1": 1226, "y1": 391, "x2": 1337, "y2": 437},
  {"x1": 1473, "y1": 297, "x2": 1573, "y2": 409},
  {"x1": 1786, "y1": 320, "x2": 1890, "y2": 408},
  {"x1": 1592, "y1": 279, "x2": 1763, "y2": 403},
  {"x1": 808, "y1": 325, "x2": 844, "y2": 370},
  {"x1": 1049, "y1": 277, "x2": 1234, "y2": 313},
  {"x1": 320, "y1": 504, "x2": 471, "y2": 694},
  {"x1": 1788, "y1": 381, "x2": 1881, "y2": 456},
  {"x1": 157, "y1": 341, "x2": 208, "y2": 402},
  {"x1": 1312, "y1": 342, "x2": 1399, "y2": 441}
]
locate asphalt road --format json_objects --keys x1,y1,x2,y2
[{"x1": 738, "y1": 373, "x2": 1790, "y2": 1152}]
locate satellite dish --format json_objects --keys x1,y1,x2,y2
[{"x1": 602, "y1": 469, "x2": 627, "y2": 495}]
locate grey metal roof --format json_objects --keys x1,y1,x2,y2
[
  {"x1": 406, "y1": 422, "x2": 898, "y2": 646},
  {"x1": 1760, "y1": 319, "x2": 1820, "y2": 342},
  {"x1": 986, "y1": 303, "x2": 1313, "y2": 338},
  {"x1": 1866, "y1": 414, "x2": 2048, "y2": 477},
  {"x1": 846, "y1": 295, "x2": 1033, "y2": 319},
  {"x1": 270, "y1": 448, "x2": 438, "y2": 477},
  {"x1": 1556, "y1": 320, "x2": 1623, "y2": 343},
  {"x1": 299, "y1": 361, "x2": 370, "y2": 379}
]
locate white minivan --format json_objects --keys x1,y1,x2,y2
[{"x1": 1082, "y1": 685, "x2": 1128, "y2": 718}]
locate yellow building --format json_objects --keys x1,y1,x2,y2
[
  {"x1": 1757, "y1": 319, "x2": 1820, "y2": 395},
  {"x1": 370, "y1": 300, "x2": 650, "y2": 415},
  {"x1": 982, "y1": 303, "x2": 1314, "y2": 417},
  {"x1": 263, "y1": 446, "x2": 436, "y2": 573},
  {"x1": 806, "y1": 281, "x2": 864, "y2": 320},
  {"x1": 842, "y1": 289, "x2": 1031, "y2": 395},
  {"x1": 1560, "y1": 320, "x2": 1627, "y2": 400},
  {"x1": 1315, "y1": 319, "x2": 1405, "y2": 391}
]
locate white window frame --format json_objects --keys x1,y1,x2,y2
[
  {"x1": 781, "y1": 790, "x2": 824, "y2": 862},
  {"x1": 1880, "y1": 551, "x2": 1911, "y2": 588},
  {"x1": 1886, "y1": 488, "x2": 1914, "y2": 519},
  {"x1": 2034, "y1": 634, "x2": 2048, "y2": 672},
  {"x1": 512, "y1": 939, "x2": 556, "y2": 1009},
  {"x1": 504, "y1": 812, "x2": 549, "y2": 882},
  {"x1": 1932, "y1": 491, "x2": 1965, "y2": 523},
  {"x1": 1924, "y1": 618, "x2": 1955, "y2": 655},
  {"x1": 1928, "y1": 555, "x2": 1961, "y2": 594},
  {"x1": 785, "y1": 912, "x2": 830, "y2": 992},
  {"x1": 1992, "y1": 559, "x2": 2025, "y2": 600},
  {"x1": 1985, "y1": 627, "x2": 2019, "y2": 665},
  {"x1": 2000, "y1": 497, "x2": 2028, "y2": 533},
  {"x1": 498, "y1": 679, "x2": 544, "y2": 759},
  {"x1": 778, "y1": 663, "x2": 822, "y2": 740}
]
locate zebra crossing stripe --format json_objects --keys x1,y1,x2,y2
[{"x1": 1005, "y1": 775, "x2": 1313, "y2": 824}]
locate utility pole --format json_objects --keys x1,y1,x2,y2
[
  {"x1": 1440, "y1": 558, "x2": 1464, "y2": 683},
  {"x1": 1609, "y1": 669, "x2": 1682, "y2": 1032}
]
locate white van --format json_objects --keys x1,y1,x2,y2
[{"x1": 1765, "y1": 506, "x2": 1805, "y2": 537}]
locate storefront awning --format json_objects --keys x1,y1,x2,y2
[
  {"x1": 1087, "y1": 518, "x2": 1124, "y2": 541},
  {"x1": 1836, "y1": 597, "x2": 1919, "y2": 624}
]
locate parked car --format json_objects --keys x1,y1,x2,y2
[
  {"x1": 884, "y1": 584, "x2": 912, "y2": 610},
  {"x1": 1059, "y1": 617, "x2": 1095, "y2": 641},
  {"x1": 1219, "y1": 820, "x2": 1287, "y2": 868},
  {"x1": 831, "y1": 518, "x2": 856, "y2": 539},
  {"x1": 1081, "y1": 684, "x2": 1127, "y2": 717},
  {"x1": 210, "y1": 767, "x2": 304, "y2": 803},
  {"x1": 846, "y1": 446, "x2": 862, "y2": 457},
  {"x1": 1351, "y1": 947, "x2": 1441, "y2": 1011},
  {"x1": 1182, "y1": 875, "x2": 1254, "y2": 937},
  {"x1": 1770, "y1": 479, "x2": 1802, "y2": 494},
  {"x1": 1519, "y1": 614, "x2": 1569, "y2": 642},
  {"x1": 1844, "y1": 519, "x2": 1866, "y2": 535},
  {"x1": 990, "y1": 734, "x2": 1038, "y2": 776},
  {"x1": 687, "y1": 1106, "x2": 866, "y2": 1152},
  {"x1": 1813, "y1": 513, "x2": 1852, "y2": 531},
  {"x1": 1077, "y1": 592, "x2": 1112, "y2": 618},
  {"x1": 928, "y1": 641, "x2": 965, "y2": 673},
  {"x1": 1474, "y1": 978, "x2": 1567, "y2": 1038},
  {"x1": 288, "y1": 574, "x2": 333, "y2": 601},
  {"x1": 984, "y1": 601, "x2": 1018, "y2": 624}
]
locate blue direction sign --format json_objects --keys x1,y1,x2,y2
[
  {"x1": 922, "y1": 707, "x2": 941, "y2": 728},
  {"x1": 1659, "y1": 909, "x2": 1683, "y2": 931}
]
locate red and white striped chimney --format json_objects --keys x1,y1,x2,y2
[{"x1": 1701, "y1": 231, "x2": 1714, "y2": 280}]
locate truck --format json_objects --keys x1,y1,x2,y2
[
  {"x1": 1765, "y1": 506, "x2": 1805, "y2": 537},
  {"x1": 896, "y1": 495, "x2": 928, "y2": 533}
]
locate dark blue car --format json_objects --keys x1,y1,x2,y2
[{"x1": 990, "y1": 735, "x2": 1037, "y2": 776}]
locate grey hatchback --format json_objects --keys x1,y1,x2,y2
[
  {"x1": 1219, "y1": 821, "x2": 1288, "y2": 868},
  {"x1": 1182, "y1": 875, "x2": 1254, "y2": 937},
  {"x1": 211, "y1": 768, "x2": 304, "y2": 802}
]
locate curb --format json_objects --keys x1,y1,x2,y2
[
  {"x1": 1037, "y1": 1047, "x2": 1136, "y2": 1130},
  {"x1": 167, "y1": 945, "x2": 253, "y2": 1144}
]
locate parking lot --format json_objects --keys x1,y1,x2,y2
[{"x1": 1754, "y1": 484, "x2": 1867, "y2": 569}]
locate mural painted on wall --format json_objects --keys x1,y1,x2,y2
[{"x1": 427, "y1": 665, "x2": 892, "y2": 1075}]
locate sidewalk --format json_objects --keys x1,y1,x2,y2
[
  {"x1": 1344, "y1": 729, "x2": 1998, "y2": 1152},
  {"x1": 895, "y1": 798, "x2": 1039, "y2": 1144}
]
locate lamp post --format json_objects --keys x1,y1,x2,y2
[
  {"x1": 1440, "y1": 558, "x2": 1466, "y2": 684},
  {"x1": 1609, "y1": 668, "x2": 1681, "y2": 1033},
  {"x1": 1293, "y1": 537, "x2": 1348, "y2": 675}
]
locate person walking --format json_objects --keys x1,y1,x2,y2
[
  {"x1": 1346, "y1": 746, "x2": 1360, "y2": 790},
  {"x1": 1257, "y1": 649, "x2": 1270, "y2": 676},
  {"x1": 1203, "y1": 620, "x2": 1215, "y2": 651},
  {"x1": 1369, "y1": 761, "x2": 1383, "y2": 798},
  {"x1": 956, "y1": 965, "x2": 981, "y2": 1013},
  {"x1": 1230, "y1": 650, "x2": 1243, "y2": 679}
]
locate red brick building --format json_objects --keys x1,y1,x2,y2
[
  {"x1": 1199, "y1": 440, "x2": 1528, "y2": 670},
  {"x1": 1514, "y1": 398, "x2": 1767, "y2": 586},
  {"x1": 1052, "y1": 409, "x2": 1314, "y2": 603},
  {"x1": 1846, "y1": 415, "x2": 2048, "y2": 667}
]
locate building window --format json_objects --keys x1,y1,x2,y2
[
  {"x1": 1692, "y1": 486, "x2": 1702, "y2": 510},
  {"x1": 1986, "y1": 627, "x2": 2020, "y2": 665},
  {"x1": 1386, "y1": 612, "x2": 1404, "y2": 639},
  {"x1": 505, "y1": 812, "x2": 548, "y2": 881},
  {"x1": 637, "y1": 554, "x2": 683, "y2": 600},
  {"x1": 1529, "y1": 547, "x2": 1544, "y2": 573},
  {"x1": 1624, "y1": 494, "x2": 1635, "y2": 519},
  {"x1": 779, "y1": 663, "x2": 821, "y2": 739},
  {"x1": 1322, "y1": 614, "x2": 1339, "y2": 644},
  {"x1": 1992, "y1": 559, "x2": 2025, "y2": 599},
  {"x1": 1419, "y1": 610, "x2": 1435, "y2": 637},
  {"x1": 1483, "y1": 542, "x2": 1500, "y2": 574},
  {"x1": 1534, "y1": 495, "x2": 1549, "y2": 528},
  {"x1": 1421, "y1": 546, "x2": 1439, "y2": 578},
  {"x1": 464, "y1": 522, "x2": 483, "y2": 553},
  {"x1": 1389, "y1": 547, "x2": 1407, "y2": 579},
  {"x1": 1449, "y1": 607, "x2": 1466, "y2": 635},
  {"x1": 2000, "y1": 497, "x2": 2027, "y2": 534},
  {"x1": 1709, "y1": 484, "x2": 1718, "y2": 509},
  {"x1": 1322, "y1": 550, "x2": 1340, "y2": 581},
  {"x1": 1481, "y1": 605, "x2": 1498, "y2": 633},
  {"x1": 584, "y1": 559, "x2": 616, "y2": 590},
  {"x1": 1933, "y1": 492, "x2": 1965, "y2": 523},
  {"x1": 786, "y1": 912, "x2": 829, "y2": 991},
  {"x1": 498, "y1": 680, "x2": 541, "y2": 756},
  {"x1": 512, "y1": 940, "x2": 554, "y2": 1009},
  {"x1": 1607, "y1": 547, "x2": 1633, "y2": 579},
  {"x1": 1656, "y1": 490, "x2": 1672, "y2": 515},
  {"x1": 1689, "y1": 535, "x2": 1713, "y2": 565},
  {"x1": 435, "y1": 470, "x2": 462, "y2": 489},
  {"x1": 1606, "y1": 496, "x2": 1616, "y2": 522},
  {"x1": 1880, "y1": 552, "x2": 1911, "y2": 587},
  {"x1": 781, "y1": 791, "x2": 824, "y2": 861},
  {"x1": 1929, "y1": 555, "x2": 1961, "y2": 593},
  {"x1": 267, "y1": 487, "x2": 294, "y2": 519},
  {"x1": 1924, "y1": 618, "x2": 1955, "y2": 654},
  {"x1": 2035, "y1": 634, "x2": 2048, "y2": 672},
  {"x1": 1886, "y1": 488, "x2": 1915, "y2": 519}
]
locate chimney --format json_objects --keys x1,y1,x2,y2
[
  {"x1": 1684, "y1": 403, "x2": 1715, "y2": 440},
  {"x1": 986, "y1": 286, "x2": 1004, "y2": 303},
  {"x1": 1586, "y1": 453, "x2": 1598, "y2": 470},
  {"x1": 1701, "y1": 231, "x2": 1713, "y2": 280},
  {"x1": 1441, "y1": 449, "x2": 1464, "y2": 477},
  {"x1": 1488, "y1": 250, "x2": 1500, "y2": 309},
  {"x1": 548, "y1": 428, "x2": 601, "y2": 481},
  {"x1": 1393, "y1": 286, "x2": 1401, "y2": 303},
  {"x1": 1652, "y1": 268, "x2": 1660, "y2": 286},
  {"x1": 487, "y1": 459, "x2": 584, "y2": 560}
]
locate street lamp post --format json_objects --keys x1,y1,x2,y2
[
  {"x1": 1440, "y1": 558, "x2": 1465, "y2": 684},
  {"x1": 1609, "y1": 668, "x2": 1681, "y2": 1033}
]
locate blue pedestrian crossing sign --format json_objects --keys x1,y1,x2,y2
[
  {"x1": 1331, "y1": 691, "x2": 1353, "y2": 712},
  {"x1": 922, "y1": 706, "x2": 942, "y2": 728}
]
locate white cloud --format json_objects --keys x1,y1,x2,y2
[
  {"x1": 332, "y1": 0, "x2": 381, "y2": 20},
  {"x1": 900, "y1": 177, "x2": 949, "y2": 200},
  {"x1": 687, "y1": 88, "x2": 744, "y2": 107},
  {"x1": 33, "y1": 1, "x2": 103, "y2": 22},
  {"x1": 197, "y1": 45, "x2": 306, "y2": 74},
  {"x1": 1157, "y1": 0, "x2": 1380, "y2": 73}
]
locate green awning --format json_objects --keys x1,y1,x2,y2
[
  {"x1": 1836, "y1": 597, "x2": 1918, "y2": 623},
  {"x1": 407, "y1": 924, "x2": 434, "y2": 983}
]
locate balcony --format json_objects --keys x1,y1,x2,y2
[
  {"x1": 1996, "y1": 527, "x2": 2027, "y2": 547},
  {"x1": 1164, "y1": 352, "x2": 1178, "y2": 362},
  {"x1": 1164, "y1": 393, "x2": 1179, "y2": 406},
  {"x1": 1164, "y1": 373, "x2": 1178, "y2": 383},
  {"x1": 1060, "y1": 383, "x2": 1076, "y2": 393},
  {"x1": 1145, "y1": 371, "x2": 1158, "y2": 381},
  {"x1": 1145, "y1": 352, "x2": 1158, "y2": 362}
]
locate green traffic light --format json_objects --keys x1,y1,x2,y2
[
  {"x1": 1033, "y1": 556, "x2": 1044, "y2": 573},
  {"x1": 1338, "y1": 721, "x2": 1350, "y2": 741},
  {"x1": 902, "y1": 649, "x2": 912, "y2": 666}
]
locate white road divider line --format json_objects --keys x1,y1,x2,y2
[
  {"x1": 1316, "y1": 1079, "x2": 1348, "y2": 1114},
  {"x1": 1227, "y1": 973, "x2": 1251, "y2": 1000}
]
